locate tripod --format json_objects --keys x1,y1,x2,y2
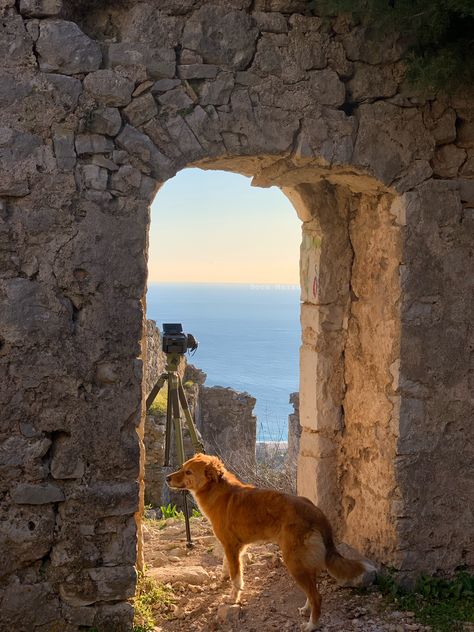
[{"x1": 146, "y1": 352, "x2": 205, "y2": 547}]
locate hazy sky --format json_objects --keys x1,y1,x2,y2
[{"x1": 148, "y1": 168, "x2": 302, "y2": 284}]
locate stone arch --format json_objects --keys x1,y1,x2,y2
[{"x1": 1, "y1": 1, "x2": 472, "y2": 629}]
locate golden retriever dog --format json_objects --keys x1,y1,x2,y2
[{"x1": 167, "y1": 453, "x2": 373, "y2": 631}]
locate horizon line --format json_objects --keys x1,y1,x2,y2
[{"x1": 147, "y1": 281, "x2": 300, "y2": 287}]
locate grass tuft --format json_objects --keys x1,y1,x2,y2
[
  {"x1": 376, "y1": 569, "x2": 474, "y2": 632},
  {"x1": 133, "y1": 571, "x2": 175, "y2": 630}
]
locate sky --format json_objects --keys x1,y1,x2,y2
[{"x1": 148, "y1": 168, "x2": 302, "y2": 284}]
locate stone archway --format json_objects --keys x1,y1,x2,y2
[{"x1": 1, "y1": 1, "x2": 472, "y2": 629}]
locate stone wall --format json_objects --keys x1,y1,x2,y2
[
  {"x1": 198, "y1": 386, "x2": 257, "y2": 474},
  {"x1": 0, "y1": 0, "x2": 473, "y2": 628}
]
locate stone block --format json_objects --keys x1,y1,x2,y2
[
  {"x1": 123, "y1": 93, "x2": 158, "y2": 127},
  {"x1": 0, "y1": 505, "x2": 55, "y2": 578},
  {"x1": 152, "y1": 78, "x2": 181, "y2": 93},
  {"x1": 116, "y1": 124, "x2": 172, "y2": 178},
  {"x1": 309, "y1": 69, "x2": 346, "y2": 107},
  {"x1": 12, "y1": 483, "x2": 64, "y2": 504},
  {"x1": 45, "y1": 73, "x2": 82, "y2": 109},
  {"x1": 1, "y1": 582, "x2": 60, "y2": 627},
  {"x1": 75, "y1": 134, "x2": 114, "y2": 155},
  {"x1": 459, "y1": 179, "x2": 474, "y2": 206},
  {"x1": 88, "y1": 107, "x2": 122, "y2": 136},
  {"x1": 179, "y1": 64, "x2": 219, "y2": 79},
  {"x1": 83, "y1": 70, "x2": 135, "y2": 107},
  {"x1": 88, "y1": 565, "x2": 137, "y2": 600},
  {"x1": 37, "y1": 20, "x2": 102, "y2": 75},
  {"x1": 200, "y1": 72, "x2": 234, "y2": 106},
  {"x1": 158, "y1": 85, "x2": 194, "y2": 111},
  {"x1": 253, "y1": 11, "x2": 288, "y2": 33},
  {"x1": 19, "y1": 0, "x2": 62, "y2": 17},
  {"x1": 107, "y1": 42, "x2": 176, "y2": 79},
  {"x1": 182, "y1": 5, "x2": 259, "y2": 70},
  {"x1": 51, "y1": 434, "x2": 85, "y2": 479},
  {"x1": 79, "y1": 164, "x2": 108, "y2": 190},
  {"x1": 432, "y1": 144, "x2": 466, "y2": 178}
]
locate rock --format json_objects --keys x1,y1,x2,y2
[
  {"x1": 309, "y1": 69, "x2": 346, "y2": 107},
  {"x1": 152, "y1": 78, "x2": 182, "y2": 93},
  {"x1": 179, "y1": 64, "x2": 219, "y2": 79},
  {"x1": 78, "y1": 164, "x2": 108, "y2": 190},
  {"x1": 158, "y1": 86, "x2": 194, "y2": 111},
  {"x1": 37, "y1": 20, "x2": 102, "y2": 75},
  {"x1": 19, "y1": 0, "x2": 62, "y2": 16},
  {"x1": 116, "y1": 124, "x2": 172, "y2": 178},
  {"x1": 45, "y1": 73, "x2": 82, "y2": 109},
  {"x1": 83, "y1": 70, "x2": 135, "y2": 107},
  {"x1": 200, "y1": 72, "x2": 234, "y2": 106},
  {"x1": 123, "y1": 93, "x2": 158, "y2": 127},
  {"x1": 199, "y1": 386, "x2": 256, "y2": 472},
  {"x1": 75, "y1": 134, "x2": 114, "y2": 155},
  {"x1": 457, "y1": 119, "x2": 474, "y2": 148},
  {"x1": 12, "y1": 483, "x2": 65, "y2": 504},
  {"x1": 253, "y1": 11, "x2": 288, "y2": 33},
  {"x1": 182, "y1": 5, "x2": 259, "y2": 70},
  {"x1": 148, "y1": 565, "x2": 209, "y2": 586},
  {"x1": 459, "y1": 179, "x2": 474, "y2": 206},
  {"x1": 107, "y1": 42, "x2": 176, "y2": 79},
  {"x1": 431, "y1": 144, "x2": 466, "y2": 178},
  {"x1": 88, "y1": 107, "x2": 122, "y2": 136},
  {"x1": 88, "y1": 565, "x2": 136, "y2": 600},
  {"x1": 110, "y1": 165, "x2": 142, "y2": 194},
  {"x1": 217, "y1": 603, "x2": 242, "y2": 624}
]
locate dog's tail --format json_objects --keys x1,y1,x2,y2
[{"x1": 325, "y1": 546, "x2": 367, "y2": 581}]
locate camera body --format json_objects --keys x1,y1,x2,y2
[{"x1": 162, "y1": 323, "x2": 198, "y2": 355}]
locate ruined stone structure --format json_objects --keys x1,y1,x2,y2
[{"x1": 1, "y1": 0, "x2": 473, "y2": 629}]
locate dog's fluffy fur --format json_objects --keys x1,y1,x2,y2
[{"x1": 167, "y1": 454, "x2": 370, "y2": 631}]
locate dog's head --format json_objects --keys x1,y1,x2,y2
[{"x1": 166, "y1": 454, "x2": 225, "y2": 492}]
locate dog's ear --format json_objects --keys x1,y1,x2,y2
[{"x1": 204, "y1": 457, "x2": 224, "y2": 482}]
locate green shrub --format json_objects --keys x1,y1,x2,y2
[
  {"x1": 159, "y1": 503, "x2": 184, "y2": 520},
  {"x1": 376, "y1": 569, "x2": 474, "y2": 631},
  {"x1": 149, "y1": 388, "x2": 168, "y2": 415},
  {"x1": 133, "y1": 571, "x2": 175, "y2": 630},
  {"x1": 309, "y1": 0, "x2": 474, "y2": 93}
]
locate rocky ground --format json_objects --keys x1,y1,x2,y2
[{"x1": 142, "y1": 517, "x2": 432, "y2": 632}]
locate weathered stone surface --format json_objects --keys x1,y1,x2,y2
[
  {"x1": 12, "y1": 483, "x2": 65, "y2": 504},
  {"x1": 45, "y1": 73, "x2": 82, "y2": 110},
  {"x1": 107, "y1": 42, "x2": 176, "y2": 79},
  {"x1": 83, "y1": 70, "x2": 135, "y2": 107},
  {"x1": 199, "y1": 386, "x2": 257, "y2": 472},
  {"x1": 431, "y1": 144, "x2": 466, "y2": 178},
  {"x1": 123, "y1": 93, "x2": 158, "y2": 127},
  {"x1": 19, "y1": 0, "x2": 62, "y2": 17},
  {"x1": 37, "y1": 20, "x2": 102, "y2": 75},
  {"x1": 88, "y1": 106, "x2": 122, "y2": 136},
  {"x1": 75, "y1": 134, "x2": 114, "y2": 155},
  {"x1": 182, "y1": 6, "x2": 259, "y2": 70},
  {"x1": 116, "y1": 124, "x2": 172, "y2": 178},
  {"x1": 179, "y1": 64, "x2": 219, "y2": 79}
]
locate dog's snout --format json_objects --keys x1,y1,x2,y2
[{"x1": 166, "y1": 474, "x2": 172, "y2": 482}]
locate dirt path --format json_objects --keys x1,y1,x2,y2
[{"x1": 143, "y1": 517, "x2": 430, "y2": 632}]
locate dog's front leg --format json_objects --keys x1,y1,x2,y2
[
  {"x1": 221, "y1": 555, "x2": 230, "y2": 581},
  {"x1": 223, "y1": 543, "x2": 243, "y2": 603}
]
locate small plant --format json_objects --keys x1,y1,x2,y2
[
  {"x1": 191, "y1": 508, "x2": 202, "y2": 518},
  {"x1": 133, "y1": 571, "x2": 175, "y2": 630},
  {"x1": 159, "y1": 503, "x2": 184, "y2": 520},
  {"x1": 149, "y1": 388, "x2": 168, "y2": 415},
  {"x1": 376, "y1": 569, "x2": 474, "y2": 632}
]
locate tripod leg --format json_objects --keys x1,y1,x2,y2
[
  {"x1": 145, "y1": 373, "x2": 168, "y2": 411},
  {"x1": 169, "y1": 375, "x2": 193, "y2": 548},
  {"x1": 163, "y1": 377, "x2": 173, "y2": 467},
  {"x1": 177, "y1": 377, "x2": 205, "y2": 454}
]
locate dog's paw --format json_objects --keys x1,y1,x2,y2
[
  {"x1": 298, "y1": 599, "x2": 310, "y2": 616},
  {"x1": 230, "y1": 587, "x2": 242, "y2": 604},
  {"x1": 301, "y1": 621, "x2": 320, "y2": 632}
]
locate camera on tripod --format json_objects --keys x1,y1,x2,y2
[{"x1": 162, "y1": 323, "x2": 198, "y2": 355}]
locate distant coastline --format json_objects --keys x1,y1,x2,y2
[{"x1": 146, "y1": 282, "x2": 300, "y2": 441}]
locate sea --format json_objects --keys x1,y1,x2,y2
[{"x1": 146, "y1": 283, "x2": 301, "y2": 441}]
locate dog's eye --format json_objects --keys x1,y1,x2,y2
[{"x1": 184, "y1": 470, "x2": 192, "y2": 475}]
